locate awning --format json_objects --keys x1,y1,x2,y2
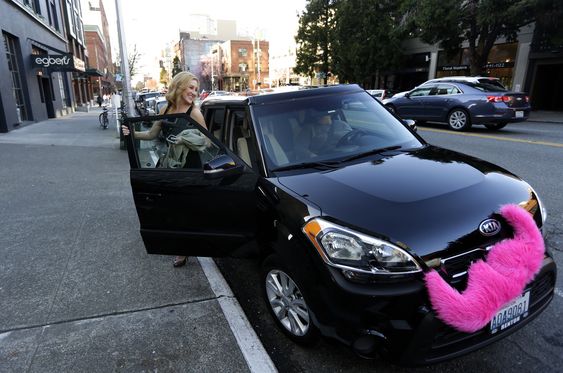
[{"x1": 85, "y1": 68, "x2": 104, "y2": 77}]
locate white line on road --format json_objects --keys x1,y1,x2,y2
[{"x1": 198, "y1": 257, "x2": 278, "y2": 373}]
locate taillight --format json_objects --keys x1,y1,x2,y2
[
  {"x1": 525, "y1": 96, "x2": 529, "y2": 103},
  {"x1": 487, "y1": 95, "x2": 511, "y2": 103}
]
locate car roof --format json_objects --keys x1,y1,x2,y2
[{"x1": 249, "y1": 84, "x2": 363, "y2": 105}]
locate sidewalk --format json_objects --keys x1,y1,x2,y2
[
  {"x1": 528, "y1": 110, "x2": 563, "y2": 123},
  {"x1": 0, "y1": 108, "x2": 275, "y2": 373}
]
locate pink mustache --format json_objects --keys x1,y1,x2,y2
[{"x1": 424, "y1": 204, "x2": 545, "y2": 333}]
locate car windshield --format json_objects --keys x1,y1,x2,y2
[{"x1": 252, "y1": 91, "x2": 423, "y2": 172}]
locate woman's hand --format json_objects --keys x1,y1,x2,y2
[{"x1": 121, "y1": 125, "x2": 130, "y2": 136}]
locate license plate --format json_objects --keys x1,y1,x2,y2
[
  {"x1": 490, "y1": 291, "x2": 530, "y2": 334},
  {"x1": 515, "y1": 111, "x2": 524, "y2": 118}
]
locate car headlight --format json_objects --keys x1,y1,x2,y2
[
  {"x1": 302, "y1": 218, "x2": 421, "y2": 275},
  {"x1": 521, "y1": 185, "x2": 547, "y2": 225}
]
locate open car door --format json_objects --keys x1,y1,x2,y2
[{"x1": 123, "y1": 113, "x2": 258, "y2": 257}]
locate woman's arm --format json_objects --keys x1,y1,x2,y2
[
  {"x1": 190, "y1": 107, "x2": 207, "y2": 129},
  {"x1": 121, "y1": 121, "x2": 161, "y2": 140}
]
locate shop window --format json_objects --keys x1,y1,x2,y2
[{"x1": 3, "y1": 32, "x2": 28, "y2": 122}]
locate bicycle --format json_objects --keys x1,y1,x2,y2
[{"x1": 99, "y1": 106, "x2": 109, "y2": 129}]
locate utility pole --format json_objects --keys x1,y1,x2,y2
[{"x1": 115, "y1": 0, "x2": 135, "y2": 116}]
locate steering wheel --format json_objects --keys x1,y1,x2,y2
[{"x1": 336, "y1": 129, "x2": 366, "y2": 147}]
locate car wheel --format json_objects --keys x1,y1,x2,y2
[
  {"x1": 484, "y1": 122, "x2": 508, "y2": 131},
  {"x1": 447, "y1": 109, "x2": 471, "y2": 131},
  {"x1": 261, "y1": 255, "x2": 319, "y2": 345},
  {"x1": 385, "y1": 105, "x2": 396, "y2": 114}
]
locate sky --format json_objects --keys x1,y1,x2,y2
[{"x1": 105, "y1": 0, "x2": 308, "y2": 78}]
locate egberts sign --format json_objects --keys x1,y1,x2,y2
[{"x1": 32, "y1": 54, "x2": 74, "y2": 70}]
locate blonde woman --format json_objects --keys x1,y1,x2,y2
[{"x1": 122, "y1": 72, "x2": 207, "y2": 267}]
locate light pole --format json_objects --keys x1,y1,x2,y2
[{"x1": 114, "y1": 0, "x2": 135, "y2": 116}]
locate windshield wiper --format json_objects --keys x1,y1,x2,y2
[
  {"x1": 338, "y1": 145, "x2": 402, "y2": 163},
  {"x1": 271, "y1": 161, "x2": 340, "y2": 172}
]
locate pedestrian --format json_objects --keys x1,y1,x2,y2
[
  {"x1": 96, "y1": 94, "x2": 103, "y2": 107},
  {"x1": 121, "y1": 71, "x2": 206, "y2": 268}
]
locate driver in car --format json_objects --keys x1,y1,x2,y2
[{"x1": 295, "y1": 110, "x2": 352, "y2": 158}]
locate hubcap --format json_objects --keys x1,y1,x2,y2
[
  {"x1": 449, "y1": 110, "x2": 467, "y2": 129},
  {"x1": 265, "y1": 269, "x2": 310, "y2": 336}
]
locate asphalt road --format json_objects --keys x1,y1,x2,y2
[{"x1": 215, "y1": 120, "x2": 563, "y2": 372}]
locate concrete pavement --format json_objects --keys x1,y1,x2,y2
[{"x1": 0, "y1": 108, "x2": 275, "y2": 373}]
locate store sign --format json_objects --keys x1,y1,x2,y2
[
  {"x1": 484, "y1": 61, "x2": 514, "y2": 69},
  {"x1": 440, "y1": 65, "x2": 470, "y2": 71},
  {"x1": 32, "y1": 54, "x2": 83, "y2": 71}
]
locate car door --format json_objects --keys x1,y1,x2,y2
[
  {"x1": 397, "y1": 85, "x2": 434, "y2": 119},
  {"x1": 123, "y1": 113, "x2": 259, "y2": 257},
  {"x1": 421, "y1": 83, "x2": 456, "y2": 120}
]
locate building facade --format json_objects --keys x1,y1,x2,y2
[
  {"x1": 220, "y1": 39, "x2": 269, "y2": 92},
  {"x1": 1, "y1": 0, "x2": 85, "y2": 132},
  {"x1": 81, "y1": 0, "x2": 115, "y2": 99},
  {"x1": 388, "y1": 23, "x2": 562, "y2": 110}
]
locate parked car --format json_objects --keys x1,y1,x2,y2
[
  {"x1": 366, "y1": 89, "x2": 392, "y2": 101},
  {"x1": 382, "y1": 81, "x2": 530, "y2": 131},
  {"x1": 201, "y1": 90, "x2": 230, "y2": 102},
  {"x1": 423, "y1": 76, "x2": 507, "y2": 89},
  {"x1": 122, "y1": 85, "x2": 555, "y2": 365}
]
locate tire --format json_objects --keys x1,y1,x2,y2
[
  {"x1": 447, "y1": 108, "x2": 471, "y2": 131},
  {"x1": 484, "y1": 122, "x2": 508, "y2": 131},
  {"x1": 99, "y1": 113, "x2": 108, "y2": 129},
  {"x1": 261, "y1": 255, "x2": 319, "y2": 346},
  {"x1": 385, "y1": 105, "x2": 396, "y2": 114}
]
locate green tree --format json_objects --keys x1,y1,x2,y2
[
  {"x1": 402, "y1": 0, "x2": 537, "y2": 75},
  {"x1": 333, "y1": 0, "x2": 404, "y2": 86},
  {"x1": 160, "y1": 67, "x2": 169, "y2": 87},
  {"x1": 295, "y1": 0, "x2": 337, "y2": 84},
  {"x1": 172, "y1": 56, "x2": 183, "y2": 77}
]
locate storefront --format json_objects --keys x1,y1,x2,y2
[{"x1": 435, "y1": 43, "x2": 518, "y2": 88}]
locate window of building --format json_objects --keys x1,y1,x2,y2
[
  {"x1": 3, "y1": 32, "x2": 28, "y2": 122},
  {"x1": 47, "y1": 0, "x2": 60, "y2": 31},
  {"x1": 58, "y1": 73, "x2": 68, "y2": 108},
  {"x1": 23, "y1": 0, "x2": 40, "y2": 14},
  {"x1": 238, "y1": 48, "x2": 247, "y2": 57},
  {"x1": 239, "y1": 63, "x2": 247, "y2": 73}
]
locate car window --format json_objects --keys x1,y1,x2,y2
[
  {"x1": 130, "y1": 114, "x2": 222, "y2": 169},
  {"x1": 464, "y1": 82, "x2": 507, "y2": 92},
  {"x1": 205, "y1": 108, "x2": 226, "y2": 140},
  {"x1": 252, "y1": 92, "x2": 423, "y2": 170},
  {"x1": 409, "y1": 86, "x2": 433, "y2": 97},
  {"x1": 436, "y1": 84, "x2": 460, "y2": 95},
  {"x1": 477, "y1": 79, "x2": 506, "y2": 90}
]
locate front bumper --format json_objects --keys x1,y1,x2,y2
[{"x1": 311, "y1": 256, "x2": 556, "y2": 365}]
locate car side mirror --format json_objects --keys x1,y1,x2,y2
[
  {"x1": 203, "y1": 154, "x2": 243, "y2": 179},
  {"x1": 405, "y1": 92, "x2": 411, "y2": 98},
  {"x1": 403, "y1": 119, "x2": 417, "y2": 132}
]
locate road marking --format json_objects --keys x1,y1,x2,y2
[
  {"x1": 419, "y1": 128, "x2": 563, "y2": 148},
  {"x1": 555, "y1": 288, "x2": 563, "y2": 298},
  {"x1": 198, "y1": 257, "x2": 278, "y2": 373}
]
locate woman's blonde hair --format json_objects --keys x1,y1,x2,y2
[{"x1": 163, "y1": 71, "x2": 199, "y2": 112}]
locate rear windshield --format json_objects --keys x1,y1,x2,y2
[{"x1": 465, "y1": 81, "x2": 507, "y2": 92}]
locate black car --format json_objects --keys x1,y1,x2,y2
[
  {"x1": 383, "y1": 81, "x2": 530, "y2": 131},
  {"x1": 123, "y1": 85, "x2": 555, "y2": 365}
]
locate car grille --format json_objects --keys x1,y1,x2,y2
[
  {"x1": 425, "y1": 269, "x2": 555, "y2": 361},
  {"x1": 439, "y1": 246, "x2": 492, "y2": 286}
]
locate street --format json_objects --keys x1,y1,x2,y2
[{"x1": 216, "y1": 120, "x2": 563, "y2": 372}]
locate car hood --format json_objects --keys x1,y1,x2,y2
[{"x1": 277, "y1": 146, "x2": 532, "y2": 258}]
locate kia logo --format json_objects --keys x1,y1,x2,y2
[{"x1": 479, "y1": 219, "x2": 501, "y2": 236}]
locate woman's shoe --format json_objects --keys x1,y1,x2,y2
[{"x1": 173, "y1": 256, "x2": 187, "y2": 267}]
